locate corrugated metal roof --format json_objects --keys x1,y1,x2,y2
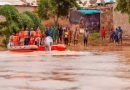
[{"x1": 79, "y1": 9, "x2": 101, "y2": 15}]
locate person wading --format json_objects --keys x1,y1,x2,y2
[
  {"x1": 44, "y1": 33, "x2": 53, "y2": 51},
  {"x1": 83, "y1": 28, "x2": 89, "y2": 46},
  {"x1": 73, "y1": 28, "x2": 79, "y2": 46}
]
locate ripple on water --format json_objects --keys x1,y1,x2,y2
[{"x1": 0, "y1": 51, "x2": 130, "y2": 90}]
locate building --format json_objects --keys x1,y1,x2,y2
[
  {"x1": 70, "y1": 9, "x2": 101, "y2": 32},
  {"x1": 0, "y1": 0, "x2": 37, "y2": 12},
  {"x1": 78, "y1": 0, "x2": 115, "y2": 8},
  {"x1": 70, "y1": 0, "x2": 114, "y2": 32}
]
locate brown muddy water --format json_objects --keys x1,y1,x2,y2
[{"x1": 0, "y1": 51, "x2": 130, "y2": 90}]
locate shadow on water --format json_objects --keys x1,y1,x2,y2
[{"x1": 0, "y1": 51, "x2": 130, "y2": 90}]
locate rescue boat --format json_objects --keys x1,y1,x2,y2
[{"x1": 8, "y1": 44, "x2": 66, "y2": 52}]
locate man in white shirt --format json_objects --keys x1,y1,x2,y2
[{"x1": 44, "y1": 34, "x2": 53, "y2": 51}]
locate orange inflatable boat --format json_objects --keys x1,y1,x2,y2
[{"x1": 8, "y1": 44, "x2": 66, "y2": 52}]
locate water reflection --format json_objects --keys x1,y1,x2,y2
[{"x1": 0, "y1": 51, "x2": 130, "y2": 90}]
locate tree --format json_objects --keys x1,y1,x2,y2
[
  {"x1": 24, "y1": 11, "x2": 41, "y2": 29},
  {"x1": 0, "y1": 5, "x2": 20, "y2": 46},
  {"x1": 0, "y1": 5, "x2": 42, "y2": 46},
  {"x1": 37, "y1": 0, "x2": 80, "y2": 25},
  {"x1": 116, "y1": 0, "x2": 130, "y2": 21}
]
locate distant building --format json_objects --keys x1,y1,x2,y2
[
  {"x1": 0, "y1": 0, "x2": 37, "y2": 12},
  {"x1": 78, "y1": 0, "x2": 115, "y2": 8}
]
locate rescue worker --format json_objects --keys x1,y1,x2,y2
[
  {"x1": 34, "y1": 27, "x2": 42, "y2": 46},
  {"x1": 12, "y1": 33, "x2": 20, "y2": 46},
  {"x1": 29, "y1": 36, "x2": 35, "y2": 45},
  {"x1": 24, "y1": 28, "x2": 30, "y2": 45},
  {"x1": 19, "y1": 28, "x2": 25, "y2": 46},
  {"x1": 44, "y1": 33, "x2": 53, "y2": 51}
]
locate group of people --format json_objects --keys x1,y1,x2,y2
[
  {"x1": 101, "y1": 26, "x2": 123, "y2": 44},
  {"x1": 44, "y1": 25, "x2": 80, "y2": 46},
  {"x1": 8, "y1": 25, "x2": 82, "y2": 47},
  {"x1": 9, "y1": 28, "x2": 42, "y2": 47},
  {"x1": 9, "y1": 25, "x2": 123, "y2": 49}
]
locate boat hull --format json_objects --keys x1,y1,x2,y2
[{"x1": 8, "y1": 44, "x2": 66, "y2": 52}]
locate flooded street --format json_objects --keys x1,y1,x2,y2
[{"x1": 0, "y1": 51, "x2": 130, "y2": 90}]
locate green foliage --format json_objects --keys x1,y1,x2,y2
[
  {"x1": 37, "y1": 0, "x2": 51, "y2": 19},
  {"x1": 89, "y1": 32, "x2": 100, "y2": 45},
  {"x1": 116, "y1": 0, "x2": 130, "y2": 22},
  {"x1": 24, "y1": 11, "x2": 41, "y2": 29},
  {"x1": 37, "y1": 0, "x2": 80, "y2": 24},
  {"x1": 0, "y1": 5, "x2": 19, "y2": 22},
  {"x1": 0, "y1": 5, "x2": 43, "y2": 46},
  {"x1": 18, "y1": 13, "x2": 34, "y2": 29},
  {"x1": 39, "y1": 25, "x2": 45, "y2": 34}
]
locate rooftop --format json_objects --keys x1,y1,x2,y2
[
  {"x1": 78, "y1": 0, "x2": 115, "y2": 7},
  {"x1": 0, "y1": 0, "x2": 37, "y2": 6}
]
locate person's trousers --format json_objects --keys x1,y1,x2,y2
[
  {"x1": 64, "y1": 38, "x2": 68, "y2": 45},
  {"x1": 24, "y1": 38, "x2": 30, "y2": 45},
  {"x1": 84, "y1": 38, "x2": 88, "y2": 46}
]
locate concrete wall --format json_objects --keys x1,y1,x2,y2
[{"x1": 113, "y1": 4, "x2": 130, "y2": 35}]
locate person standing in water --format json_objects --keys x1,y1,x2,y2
[
  {"x1": 101, "y1": 27, "x2": 106, "y2": 41},
  {"x1": 44, "y1": 33, "x2": 53, "y2": 51},
  {"x1": 117, "y1": 26, "x2": 123, "y2": 44},
  {"x1": 73, "y1": 27, "x2": 79, "y2": 46},
  {"x1": 83, "y1": 28, "x2": 89, "y2": 46}
]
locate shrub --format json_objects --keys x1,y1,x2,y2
[{"x1": 89, "y1": 32, "x2": 100, "y2": 46}]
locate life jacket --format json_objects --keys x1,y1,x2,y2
[
  {"x1": 19, "y1": 31, "x2": 24, "y2": 38},
  {"x1": 29, "y1": 37, "x2": 35, "y2": 45},
  {"x1": 12, "y1": 36, "x2": 19, "y2": 44},
  {"x1": 35, "y1": 30, "x2": 41, "y2": 37}
]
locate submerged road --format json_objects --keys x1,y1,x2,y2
[{"x1": 0, "y1": 51, "x2": 130, "y2": 90}]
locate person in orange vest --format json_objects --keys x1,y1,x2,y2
[
  {"x1": 19, "y1": 28, "x2": 25, "y2": 46},
  {"x1": 34, "y1": 27, "x2": 42, "y2": 46},
  {"x1": 12, "y1": 33, "x2": 20, "y2": 46},
  {"x1": 29, "y1": 36, "x2": 35, "y2": 45},
  {"x1": 24, "y1": 28, "x2": 30, "y2": 45}
]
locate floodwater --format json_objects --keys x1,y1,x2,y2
[{"x1": 0, "y1": 51, "x2": 130, "y2": 90}]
